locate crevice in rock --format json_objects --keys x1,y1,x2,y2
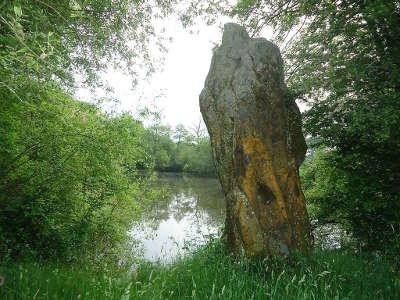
[{"x1": 256, "y1": 183, "x2": 276, "y2": 205}]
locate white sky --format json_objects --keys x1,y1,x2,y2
[
  {"x1": 146, "y1": 23, "x2": 223, "y2": 128},
  {"x1": 119, "y1": 20, "x2": 226, "y2": 128},
  {"x1": 76, "y1": 16, "x2": 231, "y2": 128},
  {"x1": 76, "y1": 15, "x2": 304, "y2": 129}
]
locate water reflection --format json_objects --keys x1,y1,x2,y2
[{"x1": 129, "y1": 174, "x2": 225, "y2": 262}]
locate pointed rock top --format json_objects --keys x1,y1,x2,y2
[{"x1": 222, "y1": 23, "x2": 249, "y2": 45}]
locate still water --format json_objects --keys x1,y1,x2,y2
[{"x1": 129, "y1": 174, "x2": 225, "y2": 263}]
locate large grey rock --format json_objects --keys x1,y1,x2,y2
[{"x1": 200, "y1": 23, "x2": 311, "y2": 257}]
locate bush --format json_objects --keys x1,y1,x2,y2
[
  {"x1": 0, "y1": 84, "x2": 153, "y2": 261},
  {"x1": 300, "y1": 147, "x2": 400, "y2": 251}
]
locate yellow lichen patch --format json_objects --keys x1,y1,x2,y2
[
  {"x1": 234, "y1": 191, "x2": 265, "y2": 257},
  {"x1": 242, "y1": 135, "x2": 272, "y2": 161},
  {"x1": 242, "y1": 136, "x2": 289, "y2": 221},
  {"x1": 238, "y1": 135, "x2": 303, "y2": 253}
]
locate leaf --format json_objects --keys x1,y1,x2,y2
[{"x1": 14, "y1": 6, "x2": 22, "y2": 17}]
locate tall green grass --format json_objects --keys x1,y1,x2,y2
[
  {"x1": 0, "y1": 261, "x2": 131, "y2": 299},
  {"x1": 132, "y1": 241, "x2": 400, "y2": 299},
  {"x1": 1, "y1": 240, "x2": 399, "y2": 299}
]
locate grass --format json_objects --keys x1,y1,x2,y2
[
  {"x1": 0, "y1": 261, "x2": 131, "y2": 300},
  {"x1": 132, "y1": 241, "x2": 400, "y2": 299},
  {"x1": 1, "y1": 240, "x2": 399, "y2": 299}
]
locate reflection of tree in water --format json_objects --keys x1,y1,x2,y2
[{"x1": 141, "y1": 173, "x2": 225, "y2": 230}]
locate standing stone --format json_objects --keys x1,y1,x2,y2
[{"x1": 199, "y1": 23, "x2": 311, "y2": 257}]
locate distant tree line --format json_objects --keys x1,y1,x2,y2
[{"x1": 143, "y1": 121, "x2": 216, "y2": 177}]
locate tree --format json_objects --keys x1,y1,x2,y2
[
  {"x1": 190, "y1": 118, "x2": 208, "y2": 145},
  {"x1": 0, "y1": 0, "x2": 177, "y2": 260},
  {"x1": 1, "y1": 0, "x2": 175, "y2": 94},
  {"x1": 174, "y1": 124, "x2": 192, "y2": 145},
  {"x1": 0, "y1": 86, "x2": 154, "y2": 259},
  {"x1": 231, "y1": 0, "x2": 400, "y2": 249}
]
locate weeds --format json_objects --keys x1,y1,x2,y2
[
  {"x1": 131, "y1": 241, "x2": 400, "y2": 299},
  {"x1": 1, "y1": 240, "x2": 399, "y2": 299}
]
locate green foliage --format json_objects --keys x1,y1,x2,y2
[
  {"x1": 0, "y1": 0, "x2": 173, "y2": 92},
  {"x1": 300, "y1": 148, "x2": 349, "y2": 223},
  {"x1": 231, "y1": 0, "x2": 400, "y2": 250},
  {"x1": 181, "y1": 139, "x2": 216, "y2": 175},
  {"x1": 0, "y1": 0, "x2": 177, "y2": 262},
  {"x1": 300, "y1": 147, "x2": 400, "y2": 251},
  {"x1": 0, "y1": 0, "x2": 215, "y2": 264},
  {"x1": 145, "y1": 122, "x2": 216, "y2": 176},
  {"x1": 0, "y1": 83, "x2": 154, "y2": 260}
]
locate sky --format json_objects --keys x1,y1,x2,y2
[
  {"x1": 76, "y1": 14, "x2": 296, "y2": 129},
  {"x1": 75, "y1": 16, "x2": 232, "y2": 128},
  {"x1": 120, "y1": 20, "x2": 226, "y2": 128}
]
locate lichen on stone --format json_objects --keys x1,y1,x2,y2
[{"x1": 200, "y1": 23, "x2": 311, "y2": 258}]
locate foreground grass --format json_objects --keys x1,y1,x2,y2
[
  {"x1": 0, "y1": 261, "x2": 131, "y2": 300},
  {"x1": 1, "y1": 241, "x2": 399, "y2": 299},
  {"x1": 133, "y1": 242, "x2": 400, "y2": 299}
]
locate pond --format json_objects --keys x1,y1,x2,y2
[
  {"x1": 129, "y1": 173, "x2": 225, "y2": 263},
  {"x1": 129, "y1": 173, "x2": 348, "y2": 263}
]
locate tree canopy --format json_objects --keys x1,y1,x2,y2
[{"x1": 1, "y1": 0, "x2": 175, "y2": 94}]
